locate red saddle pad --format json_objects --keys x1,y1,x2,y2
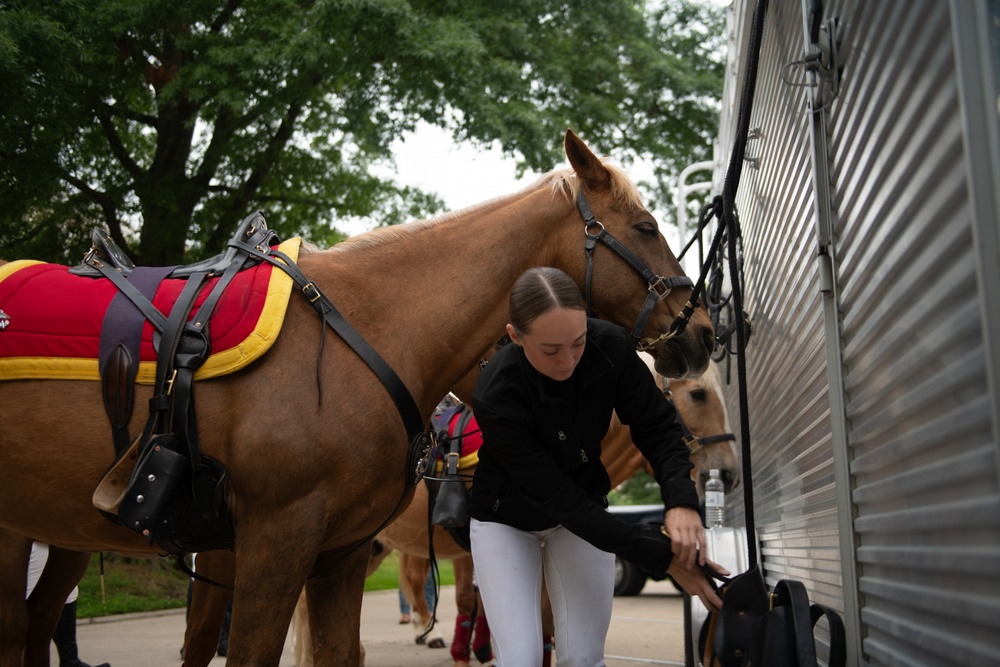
[
  {"x1": 438, "y1": 407, "x2": 483, "y2": 470},
  {"x1": 0, "y1": 238, "x2": 301, "y2": 383}
]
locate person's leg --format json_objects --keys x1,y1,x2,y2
[
  {"x1": 470, "y1": 519, "x2": 545, "y2": 667},
  {"x1": 397, "y1": 560, "x2": 411, "y2": 623},
  {"x1": 422, "y1": 567, "x2": 437, "y2": 611},
  {"x1": 540, "y1": 525, "x2": 615, "y2": 667},
  {"x1": 52, "y1": 600, "x2": 81, "y2": 666},
  {"x1": 52, "y1": 599, "x2": 110, "y2": 667}
]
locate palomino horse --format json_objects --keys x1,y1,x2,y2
[
  {"x1": 0, "y1": 130, "x2": 713, "y2": 666},
  {"x1": 377, "y1": 357, "x2": 738, "y2": 667}
]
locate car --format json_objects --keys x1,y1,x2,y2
[{"x1": 608, "y1": 503, "x2": 670, "y2": 596}]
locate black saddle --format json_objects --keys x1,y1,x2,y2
[{"x1": 69, "y1": 212, "x2": 277, "y2": 279}]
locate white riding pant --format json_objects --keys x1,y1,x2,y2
[{"x1": 470, "y1": 518, "x2": 615, "y2": 667}]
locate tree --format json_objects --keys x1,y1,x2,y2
[{"x1": 0, "y1": 0, "x2": 724, "y2": 265}]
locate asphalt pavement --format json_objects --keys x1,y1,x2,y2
[{"x1": 65, "y1": 579, "x2": 689, "y2": 666}]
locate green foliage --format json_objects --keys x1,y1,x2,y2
[
  {"x1": 608, "y1": 469, "x2": 663, "y2": 505},
  {"x1": 76, "y1": 554, "x2": 190, "y2": 619},
  {"x1": 75, "y1": 550, "x2": 454, "y2": 618},
  {"x1": 0, "y1": 0, "x2": 724, "y2": 264}
]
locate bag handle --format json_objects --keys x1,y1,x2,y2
[
  {"x1": 810, "y1": 603, "x2": 847, "y2": 667},
  {"x1": 773, "y1": 580, "x2": 817, "y2": 665}
]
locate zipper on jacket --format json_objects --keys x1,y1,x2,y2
[
  {"x1": 492, "y1": 499, "x2": 501, "y2": 512},
  {"x1": 579, "y1": 449, "x2": 588, "y2": 462}
]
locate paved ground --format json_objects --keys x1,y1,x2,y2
[{"x1": 66, "y1": 579, "x2": 689, "y2": 666}]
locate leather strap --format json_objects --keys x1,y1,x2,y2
[
  {"x1": 88, "y1": 260, "x2": 169, "y2": 332},
  {"x1": 98, "y1": 265, "x2": 176, "y2": 454},
  {"x1": 575, "y1": 190, "x2": 693, "y2": 348},
  {"x1": 811, "y1": 603, "x2": 847, "y2": 667},
  {"x1": 229, "y1": 241, "x2": 425, "y2": 441},
  {"x1": 773, "y1": 579, "x2": 817, "y2": 666}
]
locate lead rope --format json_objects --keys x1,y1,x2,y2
[{"x1": 724, "y1": 0, "x2": 769, "y2": 568}]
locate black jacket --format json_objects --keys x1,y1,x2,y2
[{"x1": 469, "y1": 318, "x2": 700, "y2": 576}]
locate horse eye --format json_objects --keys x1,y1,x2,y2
[
  {"x1": 633, "y1": 221, "x2": 657, "y2": 237},
  {"x1": 690, "y1": 389, "x2": 707, "y2": 401}
]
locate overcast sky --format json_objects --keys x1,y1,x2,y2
[{"x1": 363, "y1": 121, "x2": 700, "y2": 275}]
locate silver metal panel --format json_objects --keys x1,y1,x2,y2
[
  {"x1": 716, "y1": 0, "x2": 1000, "y2": 664},
  {"x1": 826, "y1": 1, "x2": 1000, "y2": 665}
]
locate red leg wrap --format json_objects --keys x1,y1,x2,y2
[
  {"x1": 472, "y1": 615, "x2": 493, "y2": 662},
  {"x1": 451, "y1": 614, "x2": 472, "y2": 662}
]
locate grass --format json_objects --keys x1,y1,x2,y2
[{"x1": 77, "y1": 550, "x2": 455, "y2": 619}]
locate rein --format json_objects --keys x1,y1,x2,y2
[{"x1": 575, "y1": 190, "x2": 696, "y2": 351}]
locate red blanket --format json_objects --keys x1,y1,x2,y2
[{"x1": 0, "y1": 238, "x2": 301, "y2": 382}]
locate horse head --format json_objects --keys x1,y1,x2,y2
[
  {"x1": 555, "y1": 130, "x2": 714, "y2": 379},
  {"x1": 662, "y1": 361, "x2": 740, "y2": 498}
]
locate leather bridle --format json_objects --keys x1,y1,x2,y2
[
  {"x1": 576, "y1": 191, "x2": 701, "y2": 352},
  {"x1": 663, "y1": 387, "x2": 737, "y2": 457}
]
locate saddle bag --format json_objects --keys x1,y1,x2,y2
[
  {"x1": 430, "y1": 404, "x2": 475, "y2": 530},
  {"x1": 700, "y1": 564, "x2": 846, "y2": 667},
  {"x1": 431, "y1": 475, "x2": 468, "y2": 529}
]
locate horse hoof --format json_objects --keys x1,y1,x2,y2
[
  {"x1": 415, "y1": 636, "x2": 426, "y2": 645},
  {"x1": 428, "y1": 637, "x2": 447, "y2": 649}
]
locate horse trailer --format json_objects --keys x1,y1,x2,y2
[{"x1": 687, "y1": 1, "x2": 1000, "y2": 665}]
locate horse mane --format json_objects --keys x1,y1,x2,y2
[{"x1": 330, "y1": 158, "x2": 644, "y2": 254}]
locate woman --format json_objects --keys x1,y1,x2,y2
[{"x1": 469, "y1": 267, "x2": 726, "y2": 667}]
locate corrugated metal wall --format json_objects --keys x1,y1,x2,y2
[{"x1": 713, "y1": 1, "x2": 1000, "y2": 665}]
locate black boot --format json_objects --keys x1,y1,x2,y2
[{"x1": 53, "y1": 600, "x2": 110, "y2": 667}]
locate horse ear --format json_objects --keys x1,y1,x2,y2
[{"x1": 564, "y1": 129, "x2": 611, "y2": 191}]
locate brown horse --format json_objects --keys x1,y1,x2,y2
[
  {"x1": 0, "y1": 130, "x2": 713, "y2": 667},
  {"x1": 375, "y1": 357, "x2": 738, "y2": 667}
]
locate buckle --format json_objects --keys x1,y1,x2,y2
[
  {"x1": 165, "y1": 369, "x2": 178, "y2": 396},
  {"x1": 302, "y1": 282, "x2": 322, "y2": 303},
  {"x1": 648, "y1": 276, "x2": 672, "y2": 299}
]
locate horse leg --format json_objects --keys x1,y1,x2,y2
[
  {"x1": 182, "y1": 550, "x2": 236, "y2": 667},
  {"x1": 25, "y1": 546, "x2": 91, "y2": 667},
  {"x1": 399, "y1": 553, "x2": 445, "y2": 649},
  {"x1": 227, "y1": 514, "x2": 323, "y2": 667},
  {"x1": 0, "y1": 531, "x2": 32, "y2": 667},
  {"x1": 450, "y1": 555, "x2": 474, "y2": 667},
  {"x1": 305, "y1": 543, "x2": 372, "y2": 666}
]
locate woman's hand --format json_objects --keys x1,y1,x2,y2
[
  {"x1": 667, "y1": 557, "x2": 729, "y2": 614},
  {"x1": 663, "y1": 506, "x2": 705, "y2": 569}
]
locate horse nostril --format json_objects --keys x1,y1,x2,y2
[
  {"x1": 700, "y1": 326, "x2": 714, "y2": 355},
  {"x1": 721, "y1": 470, "x2": 737, "y2": 491}
]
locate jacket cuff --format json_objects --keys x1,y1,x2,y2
[{"x1": 615, "y1": 523, "x2": 674, "y2": 579}]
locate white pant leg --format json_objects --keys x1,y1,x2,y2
[
  {"x1": 540, "y1": 525, "x2": 615, "y2": 667},
  {"x1": 471, "y1": 518, "x2": 545, "y2": 667}
]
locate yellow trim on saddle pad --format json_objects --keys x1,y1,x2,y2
[
  {"x1": 434, "y1": 451, "x2": 481, "y2": 472},
  {"x1": 0, "y1": 238, "x2": 302, "y2": 383},
  {"x1": 0, "y1": 259, "x2": 44, "y2": 282}
]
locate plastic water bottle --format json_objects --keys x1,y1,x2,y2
[{"x1": 705, "y1": 469, "x2": 725, "y2": 528}]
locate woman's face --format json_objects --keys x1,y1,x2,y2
[{"x1": 507, "y1": 307, "x2": 587, "y2": 382}]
